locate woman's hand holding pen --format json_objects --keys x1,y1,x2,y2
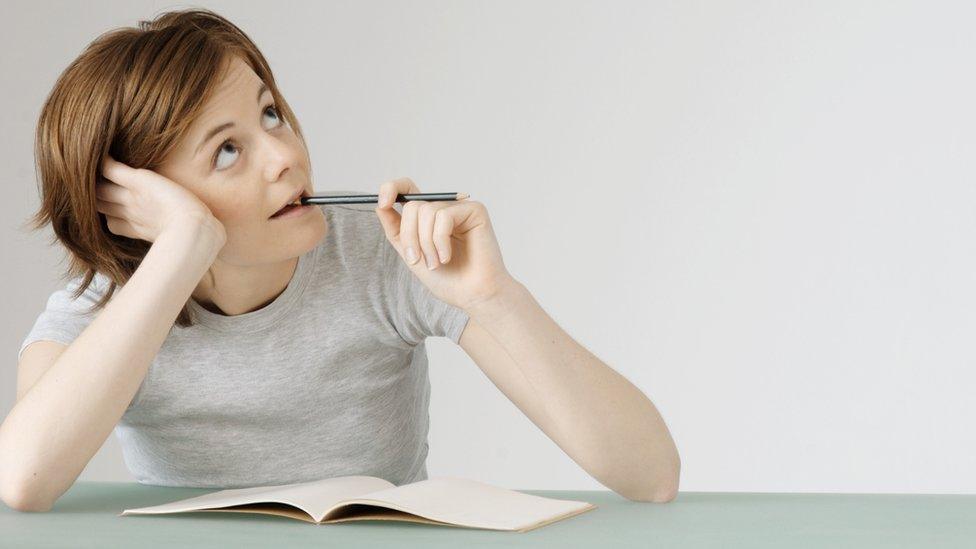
[{"x1": 374, "y1": 177, "x2": 516, "y2": 312}]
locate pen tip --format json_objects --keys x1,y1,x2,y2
[{"x1": 455, "y1": 192, "x2": 469, "y2": 200}]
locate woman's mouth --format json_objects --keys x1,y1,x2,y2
[
  {"x1": 270, "y1": 188, "x2": 312, "y2": 219},
  {"x1": 270, "y1": 202, "x2": 313, "y2": 219}
]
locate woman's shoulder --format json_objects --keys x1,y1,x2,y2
[{"x1": 51, "y1": 271, "x2": 112, "y2": 305}]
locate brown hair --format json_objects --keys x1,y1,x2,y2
[{"x1": 24, "y1": 8, "x2": 307, "y2": 328}]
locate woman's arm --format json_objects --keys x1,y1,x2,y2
[
  {"x1": 0, "y1": 214, "x2": 225, "y2": 512},
  {"x1": 458, "y1": 278, "x2": 680, "y2": 502},
  {"x1": 373, "y1": 178, "x2": 679, "y2": 501}
]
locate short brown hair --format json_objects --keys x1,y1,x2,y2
[{"x1": 25, "y1": 8, "x2": 307, "y2": 328}]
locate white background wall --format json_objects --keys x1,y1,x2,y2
[{"x1": 2, "y1": 0, "x2": 973, "y2": 494}]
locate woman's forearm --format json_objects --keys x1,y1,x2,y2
[
  {"x1": 466, "y1": 278, "x2": 680, "y2": 502},
  {"x1": 0, "y1": 214, "x2": 224, "y2": 511}
]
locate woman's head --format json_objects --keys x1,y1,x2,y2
[
  {"x1": 154, "y1": 54, "x2": 326, "y2": 268},
  {"x1": 28, "y1": 8, "x2": 326, "y2": 327}
]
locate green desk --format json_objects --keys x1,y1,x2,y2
[{"x1": 2, "y1": 482, "x2": 973, "y2": 548}]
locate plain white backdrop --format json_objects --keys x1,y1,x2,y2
[{"x1": 2, "y1": 0, "x2": 974, "y2": 494}]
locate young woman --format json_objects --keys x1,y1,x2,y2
[{"x1": 0, "y1": 9, "x2": 679, "y2": 512}]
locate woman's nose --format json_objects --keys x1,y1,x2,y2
[{"x1": 261, "y1": 135, "x2": 299, "y2": 182}]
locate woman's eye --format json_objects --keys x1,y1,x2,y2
[
  {"x1": 212, "y1": 105, "x2": 284, "y2": 171},
  {"x1": 214, "y1": 141, "x2": 239, "y2": 170}
]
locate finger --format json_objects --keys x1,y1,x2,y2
[
  {"x1": 95, "y1": 178, "x2": 129, "y2": 204},
  {"x1": 417, "y1": 202, "x2": 451, "y2": 269},
  {"x1": 95, "y1": 198, "x2": 126, "y2": 218},
  {"x1": 399, "y1": 200, "x2": 424, "y2": 265},
  {"x1": 375, "y1": 182, "x2": 404, "y2": 242},
  {"x1": 375, "y1": 205, "x2": 402, "y2": 251},
  {"x1": 375, "y1": 178, "x2": 417, "y2": 249},
  {"x1": 101, "y1": 155, "x2": 136, "y2": 188},
  {"x1": 103, "y1": 213, "x2": 135, "y2": 238},
  {"x1": 377, "y1": 177, "x2": 421, "y2": 209},
  {"x1": 432, "y1": 206, "x2": 456, "y2": 263},
  {"x1": 429, "y1": 201, "x2": 485, "y2": 256}
]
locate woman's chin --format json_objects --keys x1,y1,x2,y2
[
  {"x1": 297, "y1": 208, "x2": 328, "y2": 245},
  {"x1": 269, "y1": 205, "x2": 326, "y2": 244}
]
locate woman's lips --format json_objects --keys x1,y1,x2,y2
[
  {"x1": 271, "y1": 203, "x2": 293, "y2": 217},
  {"x1": 269, "y1": 203, "x2": 312, "y2": 220},
  {"x1": 269, "y1": 187, "x2": 311, "y2": 218}
]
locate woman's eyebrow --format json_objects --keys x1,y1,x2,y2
[{"x1": 194, "y1": 82, "x2": 270, "y2": 157}]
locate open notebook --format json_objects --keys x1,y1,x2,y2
[{"x1": 120, "y1": 475, "x2": 596, "y2": 532}]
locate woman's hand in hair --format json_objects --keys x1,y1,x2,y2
[
  {"x1": 95, "y1": 155, "x2": 226, "y2": 245},
  {"x1": 374, "y1": 177, "x2": 514, "y2": 312}
]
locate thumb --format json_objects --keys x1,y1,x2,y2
[{"x1": 375, "y1": 206, "x2": 404, "y2": 255}]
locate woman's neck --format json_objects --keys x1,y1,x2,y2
[{"x1": 191, "y1": 256, "x2": 300, "y2": 316}]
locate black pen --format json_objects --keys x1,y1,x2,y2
[{"x1": 300, "y1": 192, "x2": 469, "y2": 205}]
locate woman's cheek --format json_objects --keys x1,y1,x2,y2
[{"x1": 207, "y1": 195, "x2": 254, "y2": 225}]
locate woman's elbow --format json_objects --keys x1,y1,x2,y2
[
  {"x1": 647, "y1": 479, "x2": 679, "y2": 503},
  {"x1": 0, "y1": 467, "x2": 56, "y2": 513},
  {"x1": 621, "y1": 457, "x2": 681, "y2": 503},
  {"x1": 1, "y1": 482, "x2": 55, "y2": 513},
  {"x1": 623, "y1": 477, "x2": 679, "y2": 503}
]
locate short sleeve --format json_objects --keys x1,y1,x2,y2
[
  {"x1": 18, "y1": 275, "x2": 108, "y2": 362},
  {"x1": 383, "y1": 242, "x2": 470, "y2": 346}
]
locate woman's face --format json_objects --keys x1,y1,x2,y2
[{"x1": 156, "y1": 55, "x2": 327, "y2": 266}]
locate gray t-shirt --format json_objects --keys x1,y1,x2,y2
[{"x1": 17, "y1": 201, "x2": 470, "y2": 488}]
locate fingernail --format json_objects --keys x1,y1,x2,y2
[
  {"x1": 426, "y1": 254, "x2": 438, "y2": 270},
  {"x1": 405, "y1": 247, "x2": 419, "y2": 264},
  {"x1": 438, "y1": 249, "x2": 449, "y2": 263}
]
